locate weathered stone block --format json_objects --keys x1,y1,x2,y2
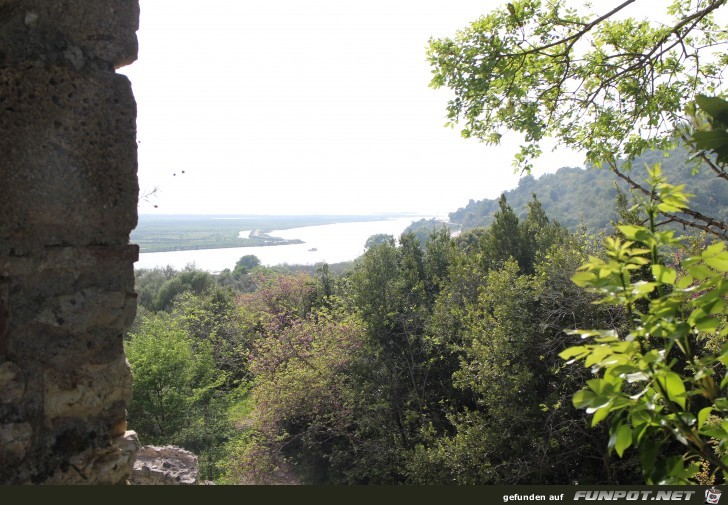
[
  {"x1": 0, "y1": 66, "x2": 138, "y2": 252},
  {"x1": 0, "y1": 422, "x2": 32, "y2": 461},
  {"x1": 43, "y1": 355, "x2": 132, "y2": 421},
  {"x1": 37, "y1": 289, "x2": 128, "y2": 333},
  {"x1": 45, "y1": 430, "x2": 140, "y2": 485},
  {"x1": 16, "y1": 315, "x2": 136, "y2": 372},
  {"x1": 0, "y1": 0, "x2": 139, "y2": 68},
  {"x1": 0, "y1": 280, "x2": 7, "y2": 357},
  {"x1": 0, "y1": 361, "x2": 25, "y2": 403}
]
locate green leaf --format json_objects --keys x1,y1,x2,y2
[
  {"x1": 632, "y1": 281, "x2": 657, "y2": 296},
  {"x1": 591, "y1": 406, "x2": 610, "y2": 426},
  {"x1": 675, "y1": 275, "x2": 694, "y2": 290},
  {"x1": 703, "y1": 242, "x2": 726, "y2": 257},
  {"x1": 714, "y1": 398, "x2": 728, "y2": 411},
  {"x1": 615, "y1": 424, "x2": 632, "y2": 457},
  {"x1": 639, "y1": 439, "x2": 659, "y2": 483},
  {"x1": 617, "y1": 225, "x2": 645, "y2": 241},
  {"x1": 572, "y1": 271, "x2": 596, "y2": 286},
  {"x1": 700, "y1": 426, "x2": 727, "y2": 439},
  {"x1": 585, "y1": 347, "x2": 613, "y2": 368},
  {"x1": 586, "y1": 395, "x2": 612, "y2": 414},
  {"x1": 698, "y1": 407, "x2": 712, "y2": 430},
  {"x1": 692, "y1": 129, "x2": 728, "y2": 150},
  {"x1": 603, "y1": 369, "x2": 623, "y2": 388},
  {"x1": 573, "y1": 389, "x2": 596, "y2": 409},
  {"x1": 658, "y1": 201, "x2": 688, "y2": 214},
  {"x1": 696, "y1": 94, "x2": 728, "y2": 126},
  {"x1": 652, "y1": 264, "x2": 677, "y2": 285},
  {"x1": 696, "y1": 316, "x2": 720, "y2": 332},
  {"x1": 657, "y1": 372, "x2": 686, "y2": 410},
  {"x1": 709, "y1": 298, "x2": 725, "y2": 316},
  {"x1": 688, "y1": 304, "x2": 720, "y2": 331},
  {"x1": 559, "y1": 346, "x2": 588, "y2": 361},
  {"x1": 704, "y1": 255, "x2": 728, "y2": 272},
  {"x1": 688, "y1": 264, "x2": 714, "y2": 280},
  {"x1": 587, "y1": 378, "x2": 611, "y2": 395}
]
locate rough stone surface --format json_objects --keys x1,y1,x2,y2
[
  {"x1": 0, "y1": 66, "x2": 139, "y2": 252},
  {"x1": 0, "y1": 422, "x2": 32, "y2": 461},
  {"x1": 45, "y1": 430, "x2": 141, "y2": 485},
  {"x1": 43, "y1": 356, "x2": 132, "y2": 421},
  {"x1": 0, "y1": 0, "x2": 140, "y2": 485},
  {"x1": 130, "y1": 446, "x2": 201, "y2": 485},
  {"x1": 0, "y1": 361, "x2": 25, "y2": 403},
  {"x1": 0, "y1": 0, "x2": 139, "y2": 69}
]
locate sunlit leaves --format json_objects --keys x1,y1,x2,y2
[
  {"x1": 652, "y1": 264, "x2": 677, "y2": 285},
  {"x1": 428, "y1": 0, "x2": 726, "y2": 170},
  {"x1": 613, "y1": 424, "x2": 633, "y2": 458},
  {"x1": 698, "y1": 407, "x2": 713, "y2": 430},
  {"x1": 656, "y1": 372, "x2": 687, "y2": 410},
  {"x1": 561, "y1": 166, "x2": 728, "y2": 483}
]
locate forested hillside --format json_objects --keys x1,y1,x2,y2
[{"x1": 449, "y1": 148, "x2": 728, "y2": 233}]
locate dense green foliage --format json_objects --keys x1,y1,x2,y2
[
  {"x1": 561, "y1": 166, "x2": 728, "y2": 483},
  {"x1": 126, "y1": 199, "x2": 641, "y2": 484},
  {"x1": 422, "y1": 0, "x2": 728, "y2": 486},
  {"x1": 558, "y1": 96, "x2": 728, "y2": 484},
  {"x1": 125, "y1": 313, "x2": 239, "y2": 479},
  {"x1": 402, "y1": 218, "x2": 457, "y2": 247}
]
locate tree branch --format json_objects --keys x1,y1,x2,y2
[
  {"x1": 503, "y1": 0, "x2": 638, "y2": 57},
  {"x1": 607, "y1": 160, "x2": 728, "y2": 239}
]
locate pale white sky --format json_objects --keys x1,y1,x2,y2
[{"x1": 119, "y1": 0, "x2": 594, "y2": 216}]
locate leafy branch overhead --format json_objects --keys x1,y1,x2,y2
[
  {"x1": 428, "y1": 0, "x2": 728, "y2": 237},
  {"x1": 428, "y1": 0, "x2": 728, "y2": 166}
]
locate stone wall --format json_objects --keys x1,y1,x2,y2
[{"x1": 0, "y1": 1, "x2": 141, "y2": 484}]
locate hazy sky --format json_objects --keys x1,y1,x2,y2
[{"x1": 120, "y1": 0, "x2": 591, "y2": 216}]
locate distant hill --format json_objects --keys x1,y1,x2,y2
[{"x1": 448, "y1": 148, "x2": 728, "y2": 234}]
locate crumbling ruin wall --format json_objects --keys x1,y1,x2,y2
[{"x1": 0, "y1": 0, "x2": 141, "y2": 484}]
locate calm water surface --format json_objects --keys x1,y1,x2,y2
[{"x1": 135, "y1": 217, "x2": 431, "y2": 272}]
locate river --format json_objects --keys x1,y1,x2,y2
[{"x1": 135, "y1": 216, "x2": 432, "y2": 272}]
